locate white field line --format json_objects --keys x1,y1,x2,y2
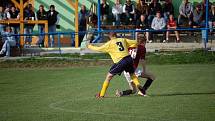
[{"x1": 48, "y1": 97, "x2": 165, "y2": 120}]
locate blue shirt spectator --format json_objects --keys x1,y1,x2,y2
[
  {"x1": 0, "y1": 7, "x2": 4, "y2": 32},
  {"x1": 151, "y1": 13, "x2": 166, "y2": 30},
  {"x1": 0, "y1": 26, "x2": 16, "y2": 57}
]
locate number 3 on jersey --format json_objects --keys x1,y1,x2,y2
[{"x1": 116, "y1": 42, "x2": 125, "y2": 51}]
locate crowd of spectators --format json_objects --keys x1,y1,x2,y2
[
  {"x1": 0, "y1": 3, "x2": 60, "y2": 53},
  {"x1": 96, "y1": 0, "x2": 215, "y2": 43},
  {"x1": 79, "y1": 0, "x2": 215, "y2": 43}
]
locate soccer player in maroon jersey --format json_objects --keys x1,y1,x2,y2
[{"x1": 116, "y1": 36, "x2": 156, "y2": 96}]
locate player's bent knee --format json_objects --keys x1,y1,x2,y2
[{"x1": 107, "y1": 73, "x2": 114, "y2": 80}]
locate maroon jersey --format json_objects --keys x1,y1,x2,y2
[{"x1": 128, "y1": 44, "x2": 146, "y2": 69}]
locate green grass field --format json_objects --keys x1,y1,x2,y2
[{"x1": 0, "y1": 64, "x2": 215, "y2": 121}]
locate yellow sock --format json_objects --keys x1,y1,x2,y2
[
  {"x1": 100, "y1": 81, "x2": 109, "y2": 97},
  {"x1": 131, "y1": 74, "x2": 140, "y2": 86}
]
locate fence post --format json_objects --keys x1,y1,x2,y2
[
  {"x1": 71, "y1": 33, "x2": 75, "y2": 47},
  {"x1": 19, "y1": 0, "x2": 24, "y2": 48},
  {"x1": 57, "y1": 33, "x2": 61, "y2": 55},
  {"x1": 97, "y1": 0, "x2": 101, "y2": 42},
  {"x1": 204, "y1": 0, "x2": 209, "y2": 50},
  {"x1": 44, "y1": 21, "x2": 49, "y2": 48}
]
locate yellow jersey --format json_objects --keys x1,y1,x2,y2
[{"x1": 88, "y1": 38, "x2": 137, "y2": 63}]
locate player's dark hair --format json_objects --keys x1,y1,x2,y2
[
  {"x1": 50, "y1": 5, "x2": 55, "y2": 9},
  {"x1": 137, "y1": 36, "x2": 146, "y2": 44},
  {"x1": 109, "y1": 32, "x2": 117, "y2": 38}
]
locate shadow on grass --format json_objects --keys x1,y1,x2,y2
[
  {"x1": 150, "y1": 92, "x2": 215, "y2": 97},
  {"x1": 97, "y1": 92, "x2": 215, "y2": 99}
]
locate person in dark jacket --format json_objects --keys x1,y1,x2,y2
[
  {"x1": 100, "y1": 0, "x2": 109, "y2": 25},
  {"x1": 24, "y1": 4, "x2": 35, "y2": 46},
  {"x1": 7, "y1": 6, "x2": 20, "y2": 42},
  {"x1": 79, "y1": 5, "x2": 89, "y2": 46},
  {"x1": 36, "y1": 5, "x2": 47, "y2": 47},
  {"x1": 136, "y1": 14, "x2": 149, "y2": 42},
  {"x1": 122, "y1": 0, "x2": 135, "y2": 25},
  {"x1": 163, "y1": 0, "x2": 174, "y2": 21},
  {"x1": 47, "y1": 5, "x2": 60, "y2": 47}
]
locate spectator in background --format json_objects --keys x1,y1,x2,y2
[
  {"x1": 136, "y1": 14, "x2": 149, "y2": 42},
  {"x1": 88, "y1": 11, "x2": 98, "y2": 28},
  {"x1": 200, "y1": 0, "x2": 212, "y2": 21},
  {"x1": 7, "y1": 6, "x2": 20, "y2": 39},
  {"x1": 166, "y1": 14, "x2": 180, "y2": 43},
  {"x1": 47, "y1": 5, "x2": 60, "y2": 47},
  {"x1": 24, "y1": 4, "x2": 35, "y2": 46},
  {"x1": 163, "y1": 0, "x2": 174, "y2": 21},
  {"x1": 0, "y1": 26, "x2": 16, "y2": 57},
  {"x1": 148, "y1": 0, "x2": 162, "y2": 25},
  {"x1": 3, "y1": 6, "x2": 10, "y2": 20},
  {"x1": 178, "y1": 0, "x2": 193, "y2": 26},
  {"x1": 79, "y1": 5, "x2": 89, "y2": 46},
  {"x1": 101, "y1": 0, "x2": 109, "y2": 25},
  {"x1": 112, "y1": 0, "x2": 123, "y2": 25},
  {"x1": 192, "y1": 4, "x2": 204, "y2": 28},
  {"x1": 7, "y1": 6, "x2": 19, "y2": 20},
  {"x1": 0, "y1": 7, "x2": 4, "y2": 32},
  {"x1": 123, "y1": 0, "x2": 135, "y2": 25},
  {"x1": 151, "y1": 11, "x2": 166, "y2": 43},
  {"x1": 82, "y1": 10, "x2": 97, "y2": 44},
  {"x1": 136, "y1": 0, "x2": 148, "y2": 20},
  {"x1": 36, "y1": 5, "x2": 47, "y2": 47},
  {"x1": 209, "y1": 5, "x2": 215, "y2": 33}
]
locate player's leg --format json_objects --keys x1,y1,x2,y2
[
  {"x1": 124, "y1": 71, "x2": 137, "y2": 91},
  {"x1": 124, "y1": 56, "x2": 146, "y2": 96},
  {"x1": 116, "y1": 72, "x2": 137, "y2": 97},
  {"x1": 140, "y1": 69, "x2": 155, "y2": 92},
  {"x1": 130, "y1": 73, "x2": 146, "y2": 95},
  {"x1": 98, "y1": 72, "x2": 114, "y2": 97},
  {"x1": 100, "y1": 62, "x2": 125, "y2": 98}
]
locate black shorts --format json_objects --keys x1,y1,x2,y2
[{"x1": 109, "y1": 55, "x2": 135, "y2": 75}]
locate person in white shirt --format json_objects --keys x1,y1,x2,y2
[
  {"x1": 112, "y1": 0, "x2": 123, "y2": 25},
  {"x1": 150, "y1": 11, "x2": 166, "y2": 43}
]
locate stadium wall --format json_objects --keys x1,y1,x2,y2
[{"x1": 34, "y1": 0, "x2": 215, "y2": 32}]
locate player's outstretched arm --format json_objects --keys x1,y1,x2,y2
[{"x1": 88, "y1": 41, "x2": 110, "y2": 53}]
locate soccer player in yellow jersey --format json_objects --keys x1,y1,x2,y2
[{"x1": 87, "y1": 32, "x2": 146, "y2": 98}]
